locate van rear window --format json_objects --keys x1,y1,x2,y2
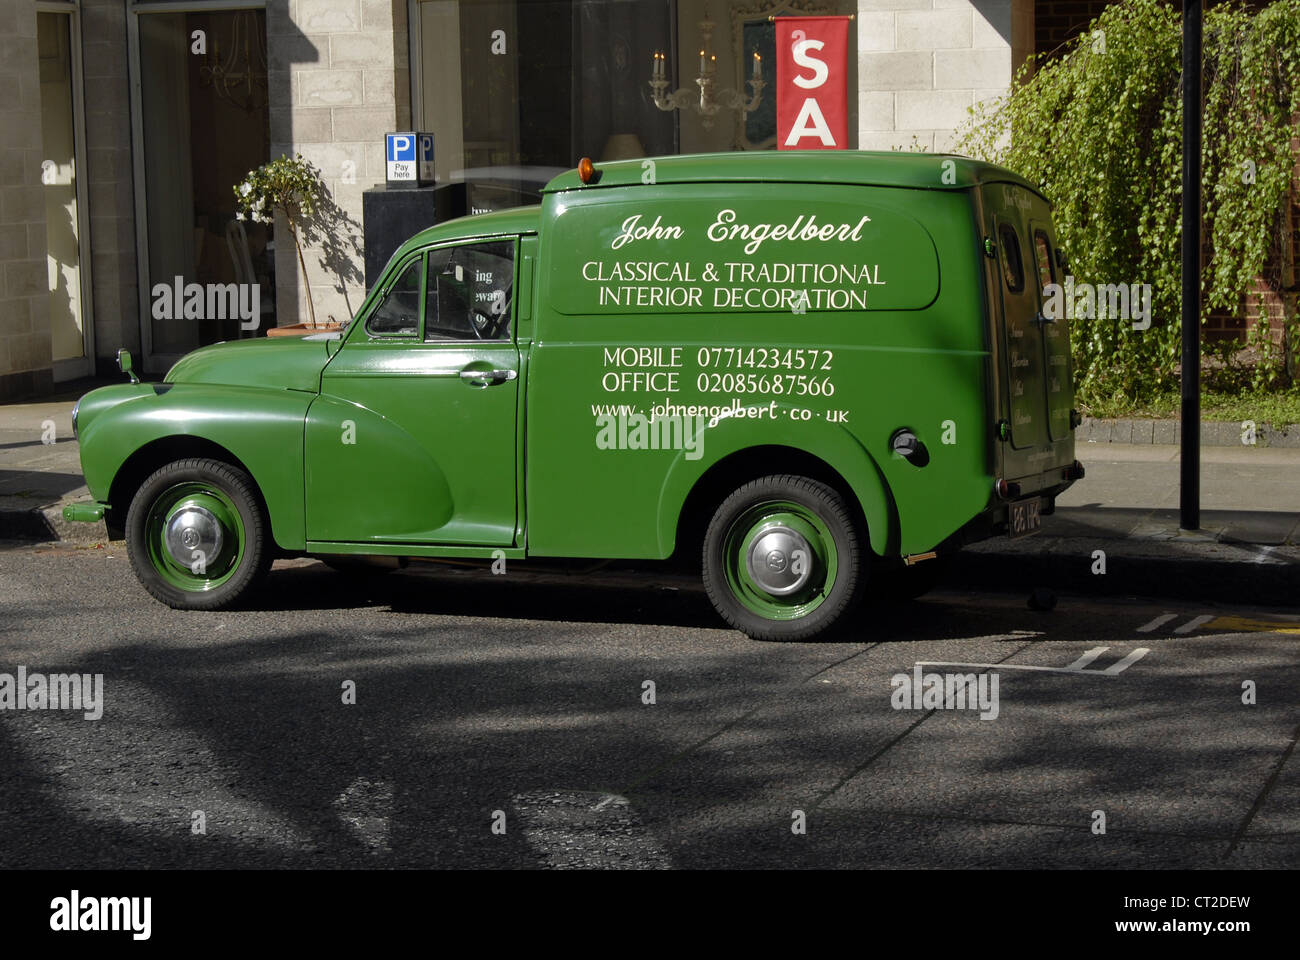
[
  {"x1": 1033, "y1": 231, "x2": 1054, "y2": 292},
  {"x1": 998, "y1": 224, "x2": 1024, "y2": 293}
]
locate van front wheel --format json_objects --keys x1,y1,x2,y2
[
  {"x1": 703, "y1": 475, "x2": 863, "y2": 641},
  {"x1": 125, "y1": 458, "x2": 270, "y2": 610}
]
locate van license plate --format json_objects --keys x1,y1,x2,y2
[{"x1": 1008, "y1": 498, "x2": 1042, "y2": 539}]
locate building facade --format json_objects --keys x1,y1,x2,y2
[{"x1": 3, "y1": 0, "x2": 1102, "y2": 398}]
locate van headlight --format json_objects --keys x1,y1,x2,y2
[{"x1": 71, "y1": 398, "x2": 81, "y2": 440}]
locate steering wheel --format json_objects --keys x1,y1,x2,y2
[{"x1": 469, "y1": 289, "x2": 511, "y2": 340}]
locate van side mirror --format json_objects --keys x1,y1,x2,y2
[{"x1": 117, "y1": 348, "x2": 139, "y2": 384}]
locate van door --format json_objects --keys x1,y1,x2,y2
[
  {"x1": 990, "y1": 207, "x2": 1048, "y2": 451},
  {"x1": 304, "y1": 238, "x2": 520, "y2": 546},
  {"x1": 1029, "y1": 223, "x2": 1073, "y2": 442}
]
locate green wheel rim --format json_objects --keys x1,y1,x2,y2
[
  {"x1": 143, "y1": 482, "x2": 246, "y2": 592},
  {"x1": 720, "y1": 499, "x2": 838, "y2": 621}
]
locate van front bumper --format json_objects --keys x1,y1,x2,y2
[{"x1": 63, "y1": 501, "x2": 108, "y2": 524}]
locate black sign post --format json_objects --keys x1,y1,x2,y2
[{"x1": 1180, "y1": 0, "x2": 1203, "y2": 532}]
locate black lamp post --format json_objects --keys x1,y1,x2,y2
[{"x1": 1180, "y1": 0, "x2": 1202, "y2": 532}]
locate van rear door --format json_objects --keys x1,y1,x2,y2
[
  {"x1": 982, "y1": 182, "x2": 1074, "y2": 488},
  {"x1": 1028, "y1": 222, "x2": 1073, "y2": 443}
]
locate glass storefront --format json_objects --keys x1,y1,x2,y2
[
  {"x1": 134, "y1": 5, "x2": 273, "y2": 366},
  {"x1": 418, "y1": 0, "x2": 678, "y2": 211},
  {"x1": 415, "y1": 0, "x2": 860, "y2": 211}
]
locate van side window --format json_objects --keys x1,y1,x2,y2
[
  {"x1": 365, "y1": 257, "x2": 422, "y2": 337},
  {"x1": 426, "y1": 241, "x2": 515, "y2": 342},
  {"x1": 998, "y1": 224, "x2": 1025, "y2": 293},
  {"x1": 1033, "y1": 232, "x2": 1055, "y2": 292}
]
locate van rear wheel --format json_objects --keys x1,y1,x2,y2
[{"x1": 703, "y1": 475, "x2": 863, "y2": 641}]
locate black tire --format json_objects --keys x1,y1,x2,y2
[
  {"x1": 702, "y1": 474, "x2": 864, "y2": 641},
  {"x1": 125, "y1": 458, "x2": 271, "y2": 610}
]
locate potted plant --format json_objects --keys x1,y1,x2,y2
[{"x1": 233, "y1": 154, "x2": 344, "y2": 336}]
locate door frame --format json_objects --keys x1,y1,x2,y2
[
  {"x1": 126, "y1": 0, "x2": 267, "y2": 375},
  {"x1": 38, "y1": 0, "x2": 96, "y2": 382}
]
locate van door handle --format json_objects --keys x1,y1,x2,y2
[{"x1": 459, "y1": 368, "x2": 517, "y2": 386}]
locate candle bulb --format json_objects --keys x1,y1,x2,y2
[
  {"x1": 753, "y1": 51, "x2": 761, "y2": 80},
  {"x1": 699, "y1": 49, "x2": 706, "y2": 74},
  {"x1": 710, "y1": 53, "x2": 717, "y2": 75}
]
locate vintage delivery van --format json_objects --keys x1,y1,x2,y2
[{"x1": 66, "y1": 151, "x2": 1082, "y2": 640}]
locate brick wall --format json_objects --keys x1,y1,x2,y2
[
  {"x1": 268, "y1": 0, "x2": 411, "y2": 327},
  {"x1": 857, "y1": 0, "x2": 1034, "y2": 154},
  {"x1": 1213, "y1": 123, "x2": 1300, "y2": 358},
  {"x1": 1034, "y1": 1, "x2": 1111, "y2": 59},
  {"x1": 1036, "y1": 1, "x2": 1272, "y2": 61},
  {"x1": 0, "y1": 1, "x2": 51, "y2": 400}
]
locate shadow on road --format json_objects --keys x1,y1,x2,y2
[{"x1": 3, "y1": 557, "x2": 1296, "y2": 869}]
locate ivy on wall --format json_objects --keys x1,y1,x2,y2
[{"x1": 954, "y1": 0, "x2": 1300, "y2": 403}]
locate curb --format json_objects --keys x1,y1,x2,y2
[
  {"x1": 949, "y1": 539, "x2": 1299, "y2": 607},
  {"x1": 0, "y1": 503, "x2": 110, "y2": 545},
  {"x1": 1077, "y1": 417, "x2": 1300, "y2": 447}
]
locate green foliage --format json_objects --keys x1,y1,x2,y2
[
  {"x1": 232, "y1": 153, "x2": 324, "y2": 227},
  {"x1": 233, "y1": 154, "x2": 327, "y2": 326},
  {"x1": 954, "y1": 0, "x2": 1300, "y2": 403},
  {"x1": 1080, "y1": 385, "x2": 1300, "y2": 426}
]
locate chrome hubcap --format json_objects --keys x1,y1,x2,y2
[
  {"x1": 745, "y1": 524, "x2": 813, "y2": 596},
  {"x1": 164, "y1": 503, "x2": 224, "y2": 568}
]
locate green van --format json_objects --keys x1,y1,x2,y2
[{"x1": 66, "y1": 151, "x2": 1082, "y2": 640}]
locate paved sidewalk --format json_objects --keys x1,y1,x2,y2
[
  {"x1": 963, "y1": 441, "x2": 1300, "y2": 606},
  {"x1": 3, "y1": 394, "x2": 1297, "y2": 605},
  {"x1": 0, "y1": 393, "x2": 98, "y2": 542}
]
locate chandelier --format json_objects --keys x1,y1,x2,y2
[
  {"x1": 199, "y1": 11, "x2": 268, "y2": 113},
  {"x1": 649, "y1": 16, "x2": 764, "y2": 129}
]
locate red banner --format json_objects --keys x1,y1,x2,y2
[{"x1": 775, "y1": 16, "x2": 851, "y2": 150}]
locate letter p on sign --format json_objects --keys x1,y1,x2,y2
[{"x1": 776, "y1": 16, "x2": 850, "y2": 150}]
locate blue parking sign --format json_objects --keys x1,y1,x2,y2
[
  {"x1": 385, "y1": 132, "x2": 432, "y2": 187},
  {"x1": 418, "y1": 135, "x2": 435, "y2": 181},
  {"x1": 387, "y1": 134, "x2": 415, "y2": 163}
]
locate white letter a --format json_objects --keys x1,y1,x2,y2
[{"x1": 784, "y1": 98, "x2": 836, "y2": 147}]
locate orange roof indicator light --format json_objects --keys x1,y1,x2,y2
[{"x1": 577, "y1": 157, "x2": 596, "y2": 184}]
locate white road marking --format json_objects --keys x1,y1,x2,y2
[
  {"x1": 1174, "y1": 614, "x2": 1215, "y2": 634},
  {"x1": 919, "y1": 645, "x2": 1149, "y2": 678},
  {"x1": 513, "y1": 791, "x2": 670, "y2": 869},
  {"x1": 333, "y1": 777, "x2": 394, "y2": 855},
  {"x1": 1137, "y1": 614, "x2": 1177, "y2": 633},
  {"x1": 1065, "y1": 647, "x2": 1107, "y2": 670},
  {"x1": 1102, "y1": 648, "x2": 1150, "y2": 674}
]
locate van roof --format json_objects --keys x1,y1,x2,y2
[
  {"x1": 543, "y1": 150, "x2": 1047, "y2": 200},
  {"x1": 402, "y1": 205, "x2": 543, "y2": 249}
]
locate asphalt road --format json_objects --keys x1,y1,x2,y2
[{"x1": 1, "y1": 540, "x2": 1298, "y2": 869}]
